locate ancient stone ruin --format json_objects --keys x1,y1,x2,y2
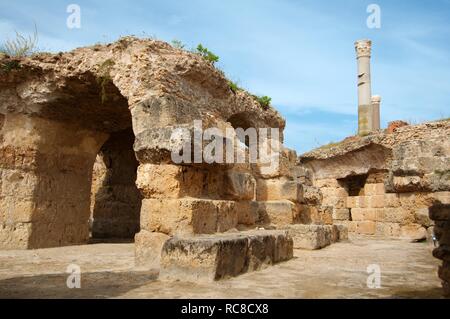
[
  {"x1": 299, "y1": 121, "x2": 450, "y2": 295},
  {"x1": 0, "y1": 37, "x2": 448, "y2": 294},
  {"x1": 0, "y1": 37, "x2": 348, "y2": 281}
]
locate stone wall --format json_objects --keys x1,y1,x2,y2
[
  {"x1": 0, "y1": 114, "x2": 107, "y2": 249},
  {"x1": 300, "y1": 120, "x2": 450, "y2": 241}
]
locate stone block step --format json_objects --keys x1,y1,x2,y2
[
  {"x1": 283, "y1": 224, "x2": 347, "y2": 250},
  {"x1": 159, "y1": 230, "x2": 293, "y2": 282}
]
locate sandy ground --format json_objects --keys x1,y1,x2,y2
[{"x1": 0, "y1": 235, "x2": 445, "y2": 299}]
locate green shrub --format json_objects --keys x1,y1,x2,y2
[
  {"x1": 0, "y1": 25, "x2": 38, "y2": 57},
  {"x1": 228, "y1": 80, "x2": 241, "y2": 93},
  {"x1": 195, "y1": 44, "x2": 219, "y2": 65},
  {"x1": 0, "y1": 60, "x2": 21, "y2": 73},
  {"x1": 255, "y1": 95, "x2": 272, "y2": 110}
]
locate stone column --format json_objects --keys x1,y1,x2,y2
[
  {"x1": 371, "y1": 95, "x2": 381, "y2": 131},
  {"x1": 355, "y1": 40, "x2": 373, "y2": 135}
]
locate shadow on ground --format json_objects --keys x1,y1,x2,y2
[{"x1": 0, "y1": 271, "x2": 157, "y2": 299}]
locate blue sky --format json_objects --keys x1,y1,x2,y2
[{"x1": 1, "y1": 0, "x2": 449, "y2": 153}]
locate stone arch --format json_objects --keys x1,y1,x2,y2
[
  {"x1": 0, "y1": 73, "x2": 138, "y2": 249},
  {"x1": 90, "y1": 128, "x2": 142, "y2": 240}
]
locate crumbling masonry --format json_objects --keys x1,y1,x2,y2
[
  {"x1": 0, "y1": 38, "x2": 345, "y2": 281},
  {"x1": 0, "y1": 38, "x2": 448, "y2": 293}
]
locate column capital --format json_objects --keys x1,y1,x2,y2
[
  {"x1": 371, "y1": 95, "x2": 381, "y2": 103},
  {"x1": 355, "y1": 39, "x2": 372, "y2": 58}
]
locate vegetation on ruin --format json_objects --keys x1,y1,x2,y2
[
  {"x1": 169, "y1": 39, "x2": 272, "y2": 110},
  {"x1": 171, "y1": 39, "x2": 186, "y2": 49},
  {"x1": 254, "y1": 95, "x2": 272, "y2": 110},
  {"x1": 96, "y1": 59, "x2": 115, "y2": 104},
  {"x1": 228, "y1": 80, "x2": 242, "y2": 93},
  {"x1": 0, "y1": 60, "x2": 21, "y2": 73},
  {"x1": 0, "y1": 25, "x2": 38, "y2": 57},
  {"x1": 195, "y1": 44, "x2": 219, "y2": 65},
  {"x1": 315, "y1": 140, "x2": 342, "y2": 151}
]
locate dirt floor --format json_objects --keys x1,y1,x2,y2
[{"x1": 0, "y1": 235, "x2": 445, "y2": 299}]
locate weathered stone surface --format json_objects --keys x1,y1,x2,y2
[
  {"x1": 159, "y1": 230, "x2": 293, "y2": 281},
  {"x1": 400, "y1": 224, "x2": 428, "y2": 242},
  {"x1": 135, "y1": 230, "x2": 170, "y2": 269},
  {"x1": 256, "y1": 178, "x2": 300, "y2": 202},
  {"x1": 256, "y1": 200, "x2": 299, "y2": 226},
  {"x1": 140, "y1": 198, "x2": 237, "y2": 236},
  {"x1": 224, "y1": 171, "x2": 256, "y2": 200},
  {"x1": 299, "y1": 185, "x2": 323, "y2": 205},
  {"x1": 414, "y1": 208, "x2": 434, "y2": 228},
  {"x1": 235, "y1": 201, "x2": 260, "y2": 225},
  {"x1": 333, "y1": 208, "x2": 350, "y2": 221},
  {"x1": 136, "y1": 163, "x2": 205, "y2": 199},
  {"x1": 283, "y1": 224, "x2": 342, "y2": 250},
  {"x1": 335, "y1": 224, "x2": 349, "y2": 241}
]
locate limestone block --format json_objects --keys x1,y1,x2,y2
[
  {"x1": 290, "y1": 166, "x2": 313, "y2": 186},
  {"x1": 374, "y1": 183, "x2": 385, "y2": 195},
  {"x1": 369, "y1": 195, "x2": 385, "y2": 208},
  {"x1": 363, "y1": 184, "x2": 376, "y2": 195},
  {"x1": 400, "y1": 224, "x2": 427, "y2": 242},
  {"x1": 0, "y1": 222, "x2": 32, "y2": 250},
  {"x1": 347, "y1": 197, "x2": 357, "y2": 209},
  {"x1": 384, "y1": 194, "x2": 400, "y2": 208},
  {"x1": 299, "y1": 185, "x2": 323, "y2": 205},
  {"x1": 284, "y1": 224, "x2": 331, "y2": 250},
  {"x1": 235, "y1": 201, "x2": 260, "y2": 225},
  {"x1": 159, "y1": 230, "x2": 293, "y2": 281},
  {"x1": 321, "y1": 187, "x2": 348, "y2": 198},
  {"x1": 299, "y1": 205, "x2": 333, "y2": 225},
  {"x1": 257, "y1": 200, "x2": 299, "y2": 226},
  {"x1": 136, "y1": 164, "x2": 204, "y2": 199},
  {"x1": 252, "y1": 147, "x2": 296, "y2": 179},
  {"x1": 140, "y1": 198, "x2": 237, "y2": 235},
  {"x1": 353, "y1": 221, "x2": 376, "y2": 235},
  {"x1": 256, "y1": 178, "x2": 300, "y2": 202},
  {"x1": 333, "y1": 208, "x2": 350, "y2": 221},
  {"x1": 224, "y1": 171, "x2": 256, "y2": 200},
  {"x1": 216, "y1": 201, "x2": 239, "y2": 232},
  {"x1": 429, "y1": 192, "x2": 450, "y2": 205},
  {"x1": 354, "y1": 196, "x2": 369, "y2": 208},
  {"x1": 375, "y1": 222, "x2": 401, "y2": 237},
  {"x1": 135, "y1": 230, "x2": 170, "y2": 269},
  {"x1": 383, "y1": 208, "x2": 413, "y2": 224},
  {"x1": 351, "y1": 208, "x2": 376, "y2": 222},
  {"x1": 284, "y1": 224, "x2": 342, "y2": 250},
  {"x1": 322, "y1": 196, "x2": 346, "y2": 209}
]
